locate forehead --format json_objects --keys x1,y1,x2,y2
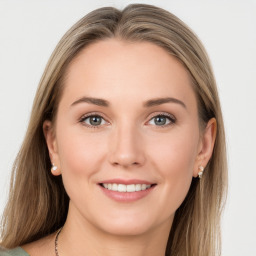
[{"x1": 60, "y1": 39, "x2": 197, "y2": 111}]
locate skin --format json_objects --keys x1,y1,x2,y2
[{"x1": 23, "y1": 39, "x2": 216, "y2": 256}]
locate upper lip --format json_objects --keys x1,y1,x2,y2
[{"x1": 99, "y1": 179, "x2": 156, "y2": 185}]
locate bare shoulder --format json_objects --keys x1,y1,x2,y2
[{"x1": 21, "y1": 233, "x2": 56, "y2": 256}]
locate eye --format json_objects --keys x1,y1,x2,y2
[
  {"x1": 80, "y1": 114, "x2": 108, "y2": 127},
  {"x1": 148, "y1": 114, "x2": 176, "y2": 127}
]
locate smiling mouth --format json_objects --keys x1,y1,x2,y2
[{"x1": 99, "y1": 183, "x2": 156, "y2": 192}]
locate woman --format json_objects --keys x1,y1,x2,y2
[{"x1": 0, "y1": 4, "x2": 227, "y2": 256}]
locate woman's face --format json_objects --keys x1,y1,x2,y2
[{"x1": 45, "y1": 39, "x2": 214, "y2": 237}]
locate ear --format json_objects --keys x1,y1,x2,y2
[
  {"x1": 43, "y1": 120, "x2": 61, "y2": 176},
  {"x1": 193, "y1": 118, "x2": 217, "y2": 178}
]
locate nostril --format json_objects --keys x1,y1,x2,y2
[{"x1": 112, "y1": 161, "x2": 140, "y2": 167}]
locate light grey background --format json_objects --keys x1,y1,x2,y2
[{"x1": 0, "y1": 0, "x2": 256, "y2": 255}]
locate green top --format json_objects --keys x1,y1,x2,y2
[{"x1": 0, "y1": 247, "x2": 29, "y2": 256}]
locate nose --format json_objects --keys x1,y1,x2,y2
[{"x1": 108, "y1": 122, "x2": 146, "y2": 168}]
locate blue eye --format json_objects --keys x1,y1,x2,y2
[
  {"x1": 81, "y1": 115, "x2": 107, "y2": 127},
  {"x1": 148, "y1": 114, "x2": 175, "y2": 126}
]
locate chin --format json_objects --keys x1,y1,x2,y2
[{"x1": 92, "y1": 211, "x2": 171, "y2": 237}]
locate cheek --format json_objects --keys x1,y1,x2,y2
[
  {"x1": 56, "y1": 125, "x2": 107, "y2": 179},
  {"x1": 150, "y1": 127, "x2": 199, "y2": 174},
  {"x1": 149, "y1": 128, "x2": 199, "y2": 210},
  {"x1": 55, "y1": 126, "x2": 109, "y2": 206}
]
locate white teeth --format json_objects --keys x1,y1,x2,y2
[
  {"x1": 112, "y1": 183, "x2": 118, "y2": 191},
  {"x1": 118, "y1": 184, "x2": 126, "y2": 192},
  {"x1": 126, "y1": 184, "x2": 135, "y2": 192},
  {"x1": 102, "y1": 183, "x2": 152, "y2": 192},
  {"x1": 135, "y1": 184, "x2": 141, "y2": 191}
]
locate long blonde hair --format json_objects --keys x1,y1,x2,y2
[{"x1": 0, "y1": 4, "x2": 227, "y2": 256}]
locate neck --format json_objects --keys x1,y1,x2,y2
[{"x1": 58, "y1": 205, "x2": 173, "y2": 256}]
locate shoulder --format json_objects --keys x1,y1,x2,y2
[
  {"x1": 0, "y1": 232, "x2": 55, "y2": 256},
  {"x1": 21, "y1": 232, "x2": 56, "y2": 256},
  {"x1": 0, "y1": 247, "x2": 29, "y2": 256}
]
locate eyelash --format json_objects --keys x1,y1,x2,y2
[
  {"x1": 79, "y1": 112, "x2": 109, "y2": 129},
  {"x1": 79, "y1": 112, "x2": 176, "y2": 129},
  {"x1": 147, "y1": 112, "x2": 176, "y2": 128}
]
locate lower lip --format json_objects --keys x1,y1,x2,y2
[{"x1": 99, "y1": 185, "x2": 156, "y2": 202}]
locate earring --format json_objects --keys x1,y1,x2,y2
[
  {"x1": 198, "y1": 165, "x2": 204, "y2": 179},
  {"x1": 51, "y1": 163, "x2": 58, "y2": 173}
]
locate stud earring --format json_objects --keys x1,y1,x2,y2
[
  {"x1": 51, "y1": 163, "x2": 58, "y2": 173},
  {"x1": 198, "y1": 165, "x2": 204, "y2": 179}
]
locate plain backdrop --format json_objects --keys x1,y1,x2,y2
[{"x1": 0, "y1": 0, "x2": 256, "y2": 255}]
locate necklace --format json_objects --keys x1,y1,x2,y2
[{"x1": 55, "y1": 227, "x2": 62, "y2": 256}]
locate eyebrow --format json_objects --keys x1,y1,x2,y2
[
  {"x1": 143, "y1": 97, "x2": 186, "y2": 109},
  {"x1": 70, "y1": 96, "x2": 186, "y2": 109},
  {"x1": 71, "y1": 97, "x2": 109, "y2": 107}
]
